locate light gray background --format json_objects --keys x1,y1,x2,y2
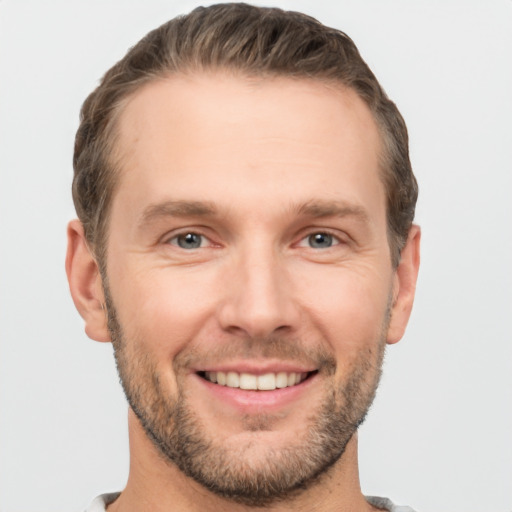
[{"x1": 1, "y1": 1, "x2": 511, "y2": 511}]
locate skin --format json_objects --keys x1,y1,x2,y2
[{"x1": 66, "y1": 73, "x2": 420, "y2": 512}]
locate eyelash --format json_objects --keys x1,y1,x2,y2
[
  {"x1": 166, "y1": 231, "x2": 213, "y2": 249},
  {"x1": 165, "y1": 230, "x2": 344, "y2": 250},
  {"x1": 296, "y1": 231, "x2": 343, "y2": 249}
]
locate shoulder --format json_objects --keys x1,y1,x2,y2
[
  {"x1": 366, "y1": 496, "x2": 418, "y2": 512},
  {"x1": 84, "y1": 493, "x2": 121, "y2": 512}
]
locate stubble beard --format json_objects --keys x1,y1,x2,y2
[{"x1": 104, "y1": 282, "x2": 388, "y2": 507}]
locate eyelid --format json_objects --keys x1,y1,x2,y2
[
  {"x1": 295, "y1": 229, "x2": 345, "y2": 248},
  {"x1": 168, "y1": 234, "x2": 206, "y2": 248},
  {"x1": 160, "y1": 227, "x2": 348, "y2": 249},
  {"x1": 163, "y1": 228, "x2": 216, "y2": 248}
]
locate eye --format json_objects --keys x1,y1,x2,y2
[
  {"x1": 169, "y1": 232, "x2": 206, "y2": 249},
  {"x1": 298, "y1": 232, "x2": 340, "y2": 249},
  {"x1": 308, "y1": 233, "x2": 335, "y2": 248}
]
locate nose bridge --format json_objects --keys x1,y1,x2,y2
[{"x1": 218, "y1": 236, "x2": 297, "y2": 337}]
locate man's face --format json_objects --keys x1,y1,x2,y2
[{"x1": 104, "y1": 73, "x2": 397, "y2": 504}]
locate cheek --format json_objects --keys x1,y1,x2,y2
[
  {"x1": 108, "y1": 261, "x2": 220, "y2": 359},
  {"x1": 295, "y1": 263, "x2": 391, "y2": 361}
]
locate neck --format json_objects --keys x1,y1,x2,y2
[{"x1": 108, "y1": 409, "x2": 376, "y2": 512}]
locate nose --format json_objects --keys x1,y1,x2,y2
[{"x1": 217, "y1": 244, "x2": 300, "y2": 339}]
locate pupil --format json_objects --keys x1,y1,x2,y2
[
  {"x1": 178, "y1": 233, "x2": 201, "y2": 249},
  {"x1": 309, "y1": 233, "x2": 332, "y2": 248}
]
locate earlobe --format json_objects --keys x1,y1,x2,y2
[
  {"x1": 65, "y1": 219, "x2": 111, "y2": 343},
  {"x1": 386, "y1": 224, "x2": 421, "y2": 345}
]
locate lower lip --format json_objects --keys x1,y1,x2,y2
[{"x1": 193, "y1": 373, "x2": 318, "y2": 413}]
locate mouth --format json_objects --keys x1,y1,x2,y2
[{"x1": 197, "y1": 370, "x2": 317, "y2": 391}]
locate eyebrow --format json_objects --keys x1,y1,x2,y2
[
  {"x1": 295, "y1": 200, "x2": 370, "y2": 224},
  {"x1": 138, "y1": 200, "x2": 218, "y2": 228},
  {"x1": 137, "y1": 198, "x2": 370, "y2": 229}
]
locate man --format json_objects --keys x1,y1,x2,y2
[{"x1": 66, "y1": 3, "x2": 420, "y2": 511}]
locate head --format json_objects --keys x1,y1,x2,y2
[
  {"x1": 72, "y1": 2, "x2": 417, "y2": 271},
  {"x1": 67, "y1": 3, "x2": 420, "y2": 507}
]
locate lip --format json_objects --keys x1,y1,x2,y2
[
  {"x1": 192, "y1": 358, "x2": 317, "y2": 375},
  {"x1": 192, "y1": 369, "x2": 319, "y2": 413}
]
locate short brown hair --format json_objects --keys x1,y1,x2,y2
[{"x1": 73, "y1": 2, "x2": 417, "y2": 268}]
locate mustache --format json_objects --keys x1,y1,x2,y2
[{"x1": 174, "y1": 335, "x2": 337, "y2": 374}]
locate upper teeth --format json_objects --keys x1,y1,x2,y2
[{"x1": 204, "y1": 371, "x2": 307, "y2": 390}]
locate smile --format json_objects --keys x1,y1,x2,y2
[{"x1": 200, "y1": 371, "x2": 313, "y2": 391}]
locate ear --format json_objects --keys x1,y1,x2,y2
[
  {"x1": 65, "y1": 219, "x2": 111, "y2": 342},
  {"x1": 387, "y1": 224, "x2": 421, "y2": 345}
]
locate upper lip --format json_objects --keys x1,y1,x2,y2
[{"x1": 192, "y1": 359, "x2": 317, "y2": 375}]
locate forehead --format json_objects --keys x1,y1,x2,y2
[{"x1": 111, "y1": 72, "x2": 385, "y2": 227}]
